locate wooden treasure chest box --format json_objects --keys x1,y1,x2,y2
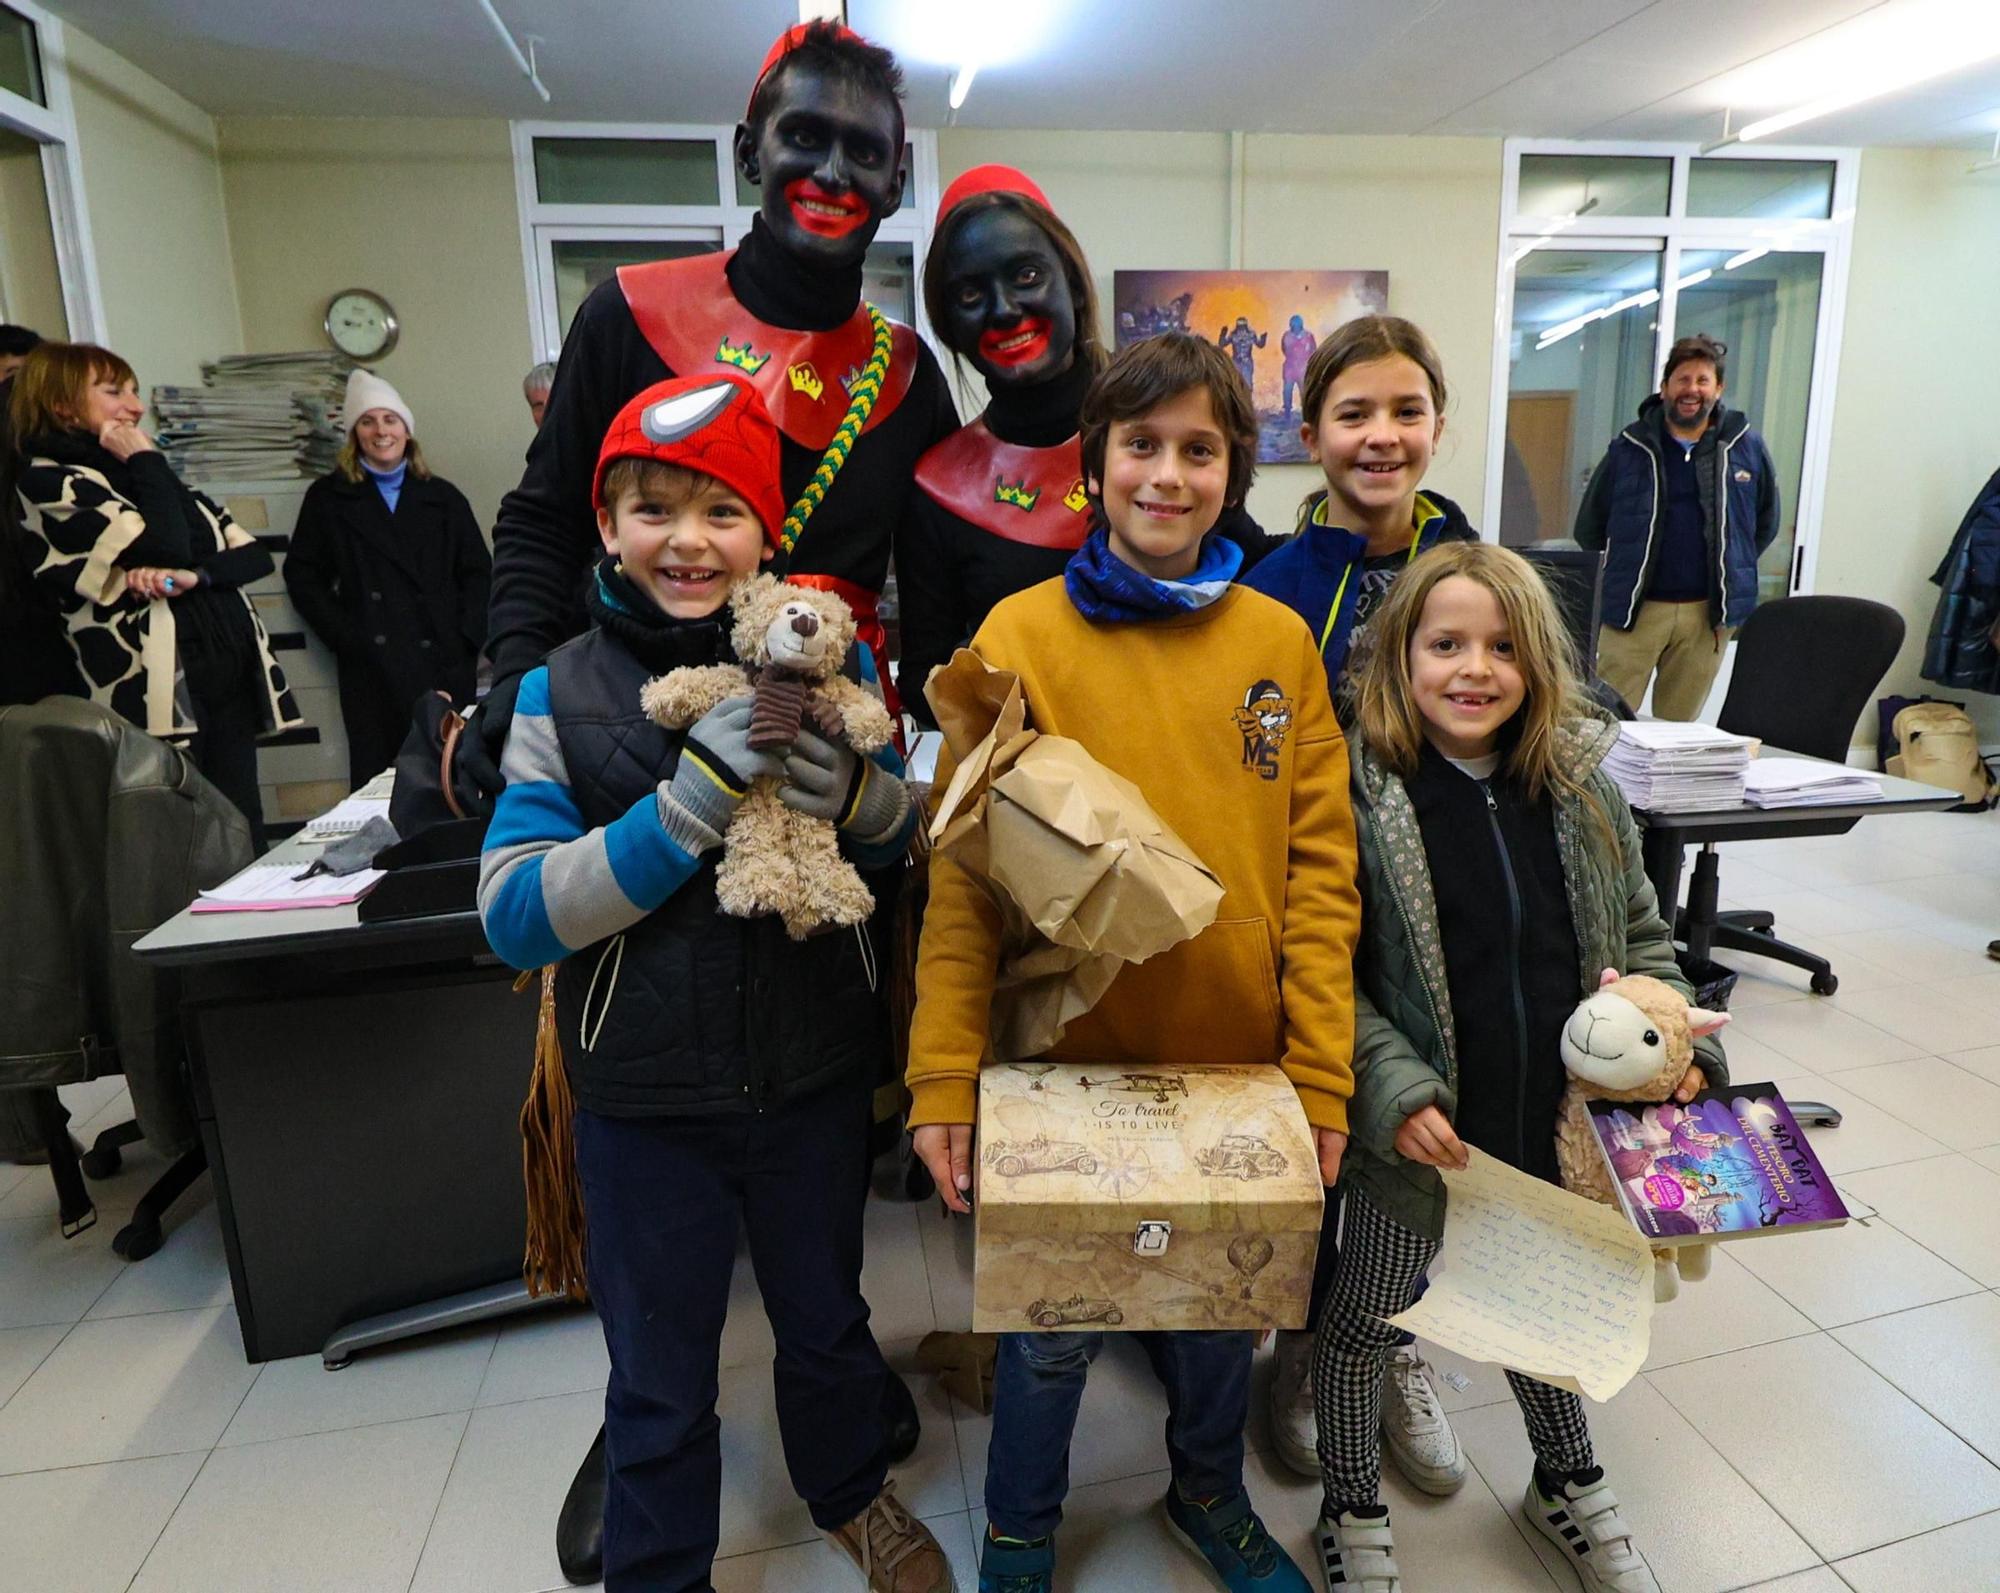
[{"x1": 973, "y1": 1061, "x2": 1324, "y2": 1333}]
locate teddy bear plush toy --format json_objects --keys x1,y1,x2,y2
[
  {"x1": 639, "y1": 573, "x2": 896, "y2": 939},
  {"x1": 1556, "y1": 970, "x2": 1731, "y2": 1302}
]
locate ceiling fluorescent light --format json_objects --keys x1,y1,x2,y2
[
  {"x1": 475, "y1": 0, "x2": 550, "y2": 102},
  {"x1": 1724, "y1": 246, "x2": 1770, "y2": 270},
  {"x1": 1676, "y1": 269, "x2": 1713, "y2": 289},
  {"x1": 1710, "y1": 0, "x2": 2000, "y2": 148},
  {"x1": 949, "y1": 64, "x2": 978, "y2": 109}
]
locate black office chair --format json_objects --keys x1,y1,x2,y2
[{"x1": 1677, "y1": 596, "x2": 1907, "y2": 996}]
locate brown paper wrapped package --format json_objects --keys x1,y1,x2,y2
[{"x1": 923, "y1": 648, "x2": 1225, "y2": 1060}]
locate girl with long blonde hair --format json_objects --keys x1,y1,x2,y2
[{"x1": 1313, "y1": 541, "x2": 1729, "y2": 1593}]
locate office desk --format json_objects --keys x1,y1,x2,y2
[
  {"x1": 1630, "y1": 751, "x2": 1961, "y2": 964},
  {"x1": 134, "y1": 836, "x2": 539, "y2": 1363}
]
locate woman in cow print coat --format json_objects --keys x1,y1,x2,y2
[{"x1": 10, "y1": 341, "x2": 299, "y2": 846}]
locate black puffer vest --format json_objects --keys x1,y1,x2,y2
[{"x1": 544, "y1": 626, "x2": 890, "y2": 1117}]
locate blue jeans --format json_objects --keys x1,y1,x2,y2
[{"x1": 985, "y1": 1330, "x2": 1254, "y2": 1540}]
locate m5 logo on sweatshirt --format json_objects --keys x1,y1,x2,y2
[{"x1": 1234, "y1": 679, "x2": 1293, "y2": 781}]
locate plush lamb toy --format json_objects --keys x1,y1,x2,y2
[
  {"x1": 1556, "y1": 971, "x2": 1731, "y2": 1302},
  {"x1": 639, "y1": 573, "x2": 896, "y2": 939}
]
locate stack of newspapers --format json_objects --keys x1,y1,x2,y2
[
  {"x1": 152, "y1": 352, "x2": 352, "y2": 481},
  {"x1": 1604, "y1": 720, "x2": 1752, "y2": 811}
]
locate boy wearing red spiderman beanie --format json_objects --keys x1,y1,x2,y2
[{"x1": 479, "y1": 374, "x2": 945, "y2": 1592}]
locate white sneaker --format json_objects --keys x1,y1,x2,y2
[
  {"x1": 1379, "y1": 1345, "x2": 1465, "y2": 1495},
  {"x1": 1524, "y1": 1468, "x2": 1660, "y2": 1592},
  {"x1": 1269, "y1": 1328, "x2": 1320, "y2": 1476},
  {"x1": 1316, "y1": 1506, "x2": 1399, "y2": 1593}
]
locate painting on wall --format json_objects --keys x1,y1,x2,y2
[{"x1": 1112, "y1": 269, "x2": 1390, "y2": 463}]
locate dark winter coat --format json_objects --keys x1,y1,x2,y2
[
  {"x1": 1921, "y1": 467, "x2": 2000, "y2": 695},
  {"x1": 1573, "y1": 396, "x2": 1780, "y2": 630},
  {"x1": 285, "y1": 468, "x2": 491, "y2": 784},
  {"x1": 14, "y1": 433, "x2": 300, "y2": 742},
  {"x1": 1240, "y1": 488, "x2": 1479, "y2": 689},
  {"x1": 542, "y1": 627, "x2": 893, "y2": 1118},
  {"x1": 0, "y1": 697, "x2": 255, "y2": 1157},
  {"x1": 1343, "y1": 719, "x2": 1728, "y2": 1239}
]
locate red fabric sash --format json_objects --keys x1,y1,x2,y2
[
  {"x1": 618, "y1": 252, "x2": 918, "y2": 450},
  {"x1": 914, "y1": 421, "x2": 1093, "y2": 549}
]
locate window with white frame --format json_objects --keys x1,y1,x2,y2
[
  {"x1": 1485, "y1": 140, "x2": 1856, "y2": 604},
  {"x1": 0, "y1": 0, "x2": 104, "y2": 343},
  {"x1": 510, "y1": 121, "x2": 940, "y2": 366}
]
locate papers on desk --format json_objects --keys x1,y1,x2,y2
[
  {"x1": 190, "y1": 862, "x2": 384, "y2": 913},
  {"x1": 1603, "y1": 721, "x2": 1752, "y2": 811},
  {"x1": 302, "y1": 795, "x2": 391, "y2": 837},
  {"x1": 1743, "y1": 757, "x2": 1883, "y2": 807},
  {"x1": 301, "y1": 768, "x2": 395, "y2": 837}
]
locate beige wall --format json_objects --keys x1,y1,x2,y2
[
  {"x1": 217, "y1": 117, "x2": 530, "y2": 530},
  {"x1": 61, "y1": 26, "x2": 242, "y2": 394},
  {"x1": 936, "y1": 130, "x2": 1503, "y2": 536},
  {"x1": 1817, "y1": 147, "x2": 2000, "y2": 745},
  {"x1": 1241, "y1": 136, "x2": 1501, "y2": 532}
]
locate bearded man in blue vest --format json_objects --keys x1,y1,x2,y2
[{"x1": 1575, "y1": 333, "x2": 1781, "y2": 719}]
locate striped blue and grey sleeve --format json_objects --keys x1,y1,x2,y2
[{"x1": 477, "y1": 668, "x2": 708, "y2": 970}]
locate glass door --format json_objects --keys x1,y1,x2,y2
[
  {"x1": 1667, "y1": 248, "x2": 1825, "y2": 601},
  {"x1": 1499, "y1": 244, "x2": 1663, "y2": 548}
]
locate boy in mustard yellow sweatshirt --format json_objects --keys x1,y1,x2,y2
[{"x1": 907, "y1": 333, "x2": 1361, "y2": 1593}]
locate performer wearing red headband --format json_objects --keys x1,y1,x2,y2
[
  {"x1": 479, "y1": 24, "x2": 952, "y2": 1588},
  {"x1": 897, "y1": 164, "x2": 1278, "y2": 726},
  {"x1": 475, "y1": 20, "x2": 954, "y2": 778}
]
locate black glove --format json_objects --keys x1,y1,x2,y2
[{"x1": 455, "y1": 670, "x2": 523, "y2": 811}]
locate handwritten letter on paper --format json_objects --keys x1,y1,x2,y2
[{"x1": 1386, "y1": 1148, "x2": 1654, "y2": 1402}]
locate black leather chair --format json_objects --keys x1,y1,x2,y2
[{"x1": 1676, "y1": 595, "x2": 1907, "y2": 996}]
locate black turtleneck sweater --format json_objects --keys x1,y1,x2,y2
[
  {"x1": 487, "y1": 217, "x2": 957, "y2": 682},
  {"x1": 896, "y1": 357, "x2": 1282, "y2": 729}
]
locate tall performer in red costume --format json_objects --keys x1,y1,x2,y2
[
  {"x1": 467, "y1": 24, "x2": 954, "y2": 1589},
  {"x1": 897, "y1": 165, "x2": 1278, "y2": 726}
]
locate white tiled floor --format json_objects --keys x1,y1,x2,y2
[{"x1": 5, "y1": 810, "x2": 2000, "y2": 1590}]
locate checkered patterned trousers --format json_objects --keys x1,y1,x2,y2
[{"x1": 1313, "y1": 1182, "x2": 1594, "y2": 1512}]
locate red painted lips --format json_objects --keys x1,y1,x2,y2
[
  {"x1": 784, "y1": 179, "x2": 869, "y2": 238},
  {"x1": 979, "y1": 316, "x2": 1052, "y2": 369}
]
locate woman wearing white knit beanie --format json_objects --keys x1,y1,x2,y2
[{"x1": 284, "y1": 367, "x2": 492, "y2": 785}]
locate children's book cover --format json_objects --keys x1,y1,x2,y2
[{"x1": 1587, "y1": 1082, "x2": 1849, "y2": 1244}]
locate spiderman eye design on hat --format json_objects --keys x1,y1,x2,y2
[{"x1": 641, "y1": 381, "x2": 740, "y2": 445}]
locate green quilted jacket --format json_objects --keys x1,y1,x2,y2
[{"x1": 1343, "y1": 715, "x2": 1729, "y2": 1239}]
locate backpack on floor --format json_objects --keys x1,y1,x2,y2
[{"x1": 1884, "y1": 699, "x2": 1999, "y2": 811}]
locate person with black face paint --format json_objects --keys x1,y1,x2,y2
[
  {"x1": 484, "y1": 23, "x2": 951, "y2": 1588},
  {"x1": 898, "y1": 165, "x2": 1278, "y2": 728},
  {"x1": 473, "y1": 19, "x2": 955, "y2": 792}
]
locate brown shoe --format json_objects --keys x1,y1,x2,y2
[{"x1": 822, "y1": 1484, "x2": 955, "y2": 1593}]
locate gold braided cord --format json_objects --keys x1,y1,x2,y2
[{"x1": 780, "y1": 304, "x2": 892, "y2": 555}]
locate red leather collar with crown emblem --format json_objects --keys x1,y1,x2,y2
[
  {"x1": 618, "y1": 252, "x2": 917, "y2": 451},
  {"x1": 913, "y1": 420, "x2": 1093, "y2": 549}
]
